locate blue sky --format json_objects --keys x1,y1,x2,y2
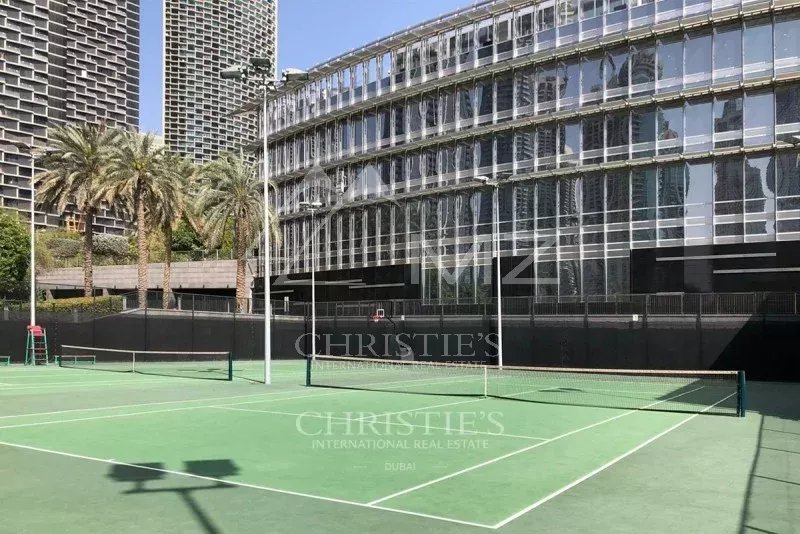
[{"x1": 139, "y1": 0, "x2": 474, "y2": 133}]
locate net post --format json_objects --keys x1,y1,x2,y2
[
  {"x1": 132, "y1": 351, "x2": 136, "y2": 373},
  {"x1": 227, "y1": 351, "x2": 233, "y2": 381},
  {"x1": 737, "y1": 370, "x2": 746, "y2": 417},
  {"x1": 305, "y1": 355, "x2": 312, "y2": 387},
  {"x1": 483, "y1": 365, "x2": 488, "y2": 398}
]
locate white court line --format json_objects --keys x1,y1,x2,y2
[
  {"x1": 0, "y1": 371, "x2": 483, "y2": 421},
  {"x1": 0, "y1": 378, "x2": 191, "y2": 390},
  {"x1": 216, "y1": 406, "x2": 548, "y2": 442},
  {"x1": 492, "y1": 392, "x2": 737, "y2": 529},
  {"x1": 0, "y1": 389, "x2": 368, "y2": 431},
  {"x1": 0, "y1": 374, "x2": 491, "y2": 430},
  {"x1": 367, "y1": 387, "x2": 705, "y2": 506},
  {"x1": 0, "y1": 389, "x2": 311, "y2": 420},
  {"x1": 0, "y1": 440, "x2": 493, "y2": 530}
]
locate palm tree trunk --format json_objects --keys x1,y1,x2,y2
[
  {"x1": 163, "y1": 224, "x2": 173, "y2": 310},
  {"x1": 82, "y1": 207, "x2": 94, "y2": 298},
  {"x1": 235, "y1": 223, "x2": 247, "y2": 313},
  {"x1": 136, "y1": 191, "x2": 149, "y2": 308}
]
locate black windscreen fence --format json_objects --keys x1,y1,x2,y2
[{"x1": 1, "y1": 292, "x2": 798, "y2": 381}]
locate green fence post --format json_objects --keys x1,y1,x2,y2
[
  {"x1": 305, "y1": 355, "x2": 312, "y2": 387},
  {"x1": 737, "y1": 370, "x2": 746, "y2": 417},
  {"x1": 228, "y1": 351, "x2": 233, "y2": 381}
]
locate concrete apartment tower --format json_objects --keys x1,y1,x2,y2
[
  {"x1": 163, "y1": 0, "x2": 277, "y2": 164},
  {"x1": 0, "y1": 0, "x2": 140, "y2": 233}
]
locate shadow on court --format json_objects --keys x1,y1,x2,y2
[
  {"x1": 107, "y1": 459, "x2": 240, "y2": 534},
  {"x1": 737, "y1": 382, "x2": 800, "y2": 534}
]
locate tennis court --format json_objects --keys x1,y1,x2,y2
[{"x1": 1, "y1": 356, "x2": 797, "y2": 533}]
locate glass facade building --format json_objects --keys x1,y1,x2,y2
[{"x1": 260, "y1": 0, "x2": 800, "y2": 301}]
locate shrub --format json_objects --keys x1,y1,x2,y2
[
  {"x1": 93, "y1": 233, "x2": 129, "y2": 257},
  {"x1": 35, "y1": 295, "x2": 124, "y2": 314},
  {"x1": 47, "y1": 238, "x2": 82, "y2": 259}
]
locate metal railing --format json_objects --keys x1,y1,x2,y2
[{"x1": 4, "y1": 291, "x2": 800, "y2": 320}]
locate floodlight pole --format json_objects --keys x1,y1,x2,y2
[
  {"x1": 29, "y1": 149, "x2": 35, "y2": 328},
  {"x1": 221, "y1": 61, "x2": 309, "y2": 385},
  {"x1": 261, "y1": 79, "x2": 272, "y2": 385},
  {"x1": 299, "y1": 201, "x2": 322, "y2": 359},
  {"x1": 476, "y1": 176, "x2": 503, "y2": 368}
]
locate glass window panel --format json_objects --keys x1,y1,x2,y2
[
  {"x1": 556, "y1": 172, "x2": 579, "y2": 213},
  {"x1": 685, "y1": 33, "x2": 712, "y2": 82},
  {"x1": 394, "y1": 104, "x2": 405, "y2": 136},
  {"x1": 632, "y1": 168, "x2": 656, "y2": 220},
  {"x1": 606, "y1": 112, "x2": 629, "y2": 147},
  {"x1": 497, "y1": 76, "x2": 513, "y2": 113},
  {"x1": 442, "y1": 89, "x2": 456, "y2": 125},
  {"x1": 477, "y1": 136, "x2": 493, "y2": 169},
  {"x1": 776, "y1": 84, "x2": 800, "y2": 125},
  {"x1": 714, "y1": 157, "x2": 744, "y2": 215},
  {"x1": 658, "y1": 164, "x2": 684, "y2": 219},
  {"x1": 457, "y1": 140, "x2": 474, "y2": 172},
  {"x1": 745, "y1": 155, "x2": 775, "y2": 202},
  {"x1": 425, "y1": 93, "x2": 438, "y2": 129},
  {"x1": 582, "y1": 171, "x2": 604, "y2": 220},
  {"x1": 630, "y1": 44, "x2": 656, "y2": 87},
  {"x1": 536, "y1": 177, "x2": 558, "y2": 227},
  {"x1": 537, "y1": 262, "x2": 558, "y2": 296},
  {"x1": 559, "y1": 260, "x2": 581, "y2": 296},
  {"x1": 516, "y1": 68, "x2": 535, "y2": 108},
  {"x1": 605, "y1": 48, "x2": 630, "y2": 91},
  {"x1": 657, "y1": 39, "x2": 683, "y2": 85},
  {"x1": 743, "y1": 19, "x2": 773, "y2": 79},
  {"x1": 459, "y1": 84, "x2": 474, "y2": 121},
  {"x1": 560, "y1": 121, "x2": 580, "y2": 166},
  {"x1": 537, "y1": 125, "x2": 558, "y2": 159},
  {"x1": 537, "y1": 63, "x2": 558, "y2": 108},
  {"x1": 558, "y1": 61, "x2": 580, "y2": 108},
  {"x1": 497, "y1": 132, "x2": 513, "y2": 164},
  {"x1": 685, "y1": 162, "x2": 713, "y2": 241},
  {"x1": 606, "y1": 257, "x2": 630, "y2": 295},
  {"x1": 744, "y1": 90, "x2": 774, "y2": 146},
  {"x1": 515, "y1": 182, "x2": 536, "y2": 230},
  {"x1": 685, "y1": 100, "x2": 712, "y2": 151},
  {"x1": 408, "y1": 99, "x2": 422, "y2": 133},
  {"x1": 583, "y1": 259, "x2": 605, "y2": 296},
  {"x1": 775, "y1": 14, "x2": 800, "y2": 63},
  {"x1": 632, "y1": 108, "x2": 656, "y2": 144},
  {"x1": 607, "y1": 170, "x2": 630, "y2": 222},
  {"x1": 582, "y1": 116, "x2": 604, "y2": 151},
  {"x1": 777, "y1": 153, "x2": 800, "y2": 199},
  {"x1": 516, "y1": 127, "x2": 536, "y2": 165},
  {"x1": 657, "y1": 105, "x2": 683, "y2": 145},
  {"x1": 477, "y1": 78, "x2": 493, "y2": 116},
  {"x1": 581, "y1": 55, "x2": 604, "y2": 99},
  {"x1": 714, "y1": 26, "x2": 742, "y2": 73},
  {"x1": 714, "y1": 96, "x2": 743, "y2": 133}
]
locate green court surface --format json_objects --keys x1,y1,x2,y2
[{"x1": 0, "y1": 361, "x2": 797, "y2": 533}]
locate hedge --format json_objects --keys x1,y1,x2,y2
[
  {"x1": 29, "y1": 296, "x2": 124, "y2": 314},
  {"x1": 47, "y1": 238, "x2": 82, "y2": 259},
  {"x1": 93, "y1": 234, "x2": 129, "y2": 257}
]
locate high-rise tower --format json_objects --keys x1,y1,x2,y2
[{"x1": 163, "y1": 0, "x2": 277, "y2": 164}]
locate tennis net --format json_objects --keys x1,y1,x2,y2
[
  {"x1": 58, "y1": 345, "x2": 233, "y2": 381},
  {"x1": 306, "y1": 355, "x2": 745, "y2": 417}
]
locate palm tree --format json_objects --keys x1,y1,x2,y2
[
  {"x1": 154, "y1": 153, "x2": 196, "y2": 309},
  {"x1": 196, "y1": 153, "x2": 278, "y2": 312},
  {"x1": 103, "y1": 131, "x2": 179, "y2": 308},
  {"x1": 36, "y1": 123, "x2": 121, "y2": 297}
]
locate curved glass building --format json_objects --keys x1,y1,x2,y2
[{"x1": 261, "y1": 0, "x2": 800, "y2": 302}]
